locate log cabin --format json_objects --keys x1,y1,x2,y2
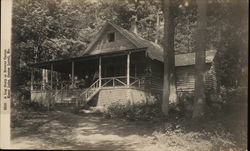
[{"x1": 28, "y1": 22, "x2": 217, "y2": 110}]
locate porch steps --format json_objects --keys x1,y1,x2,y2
[
  {"x1": 77, "y1": 88, "x2": 100, "y2": 108},
  {"x1": 76, "y1": 79, "x2": 101, "y2": 109},
  {"x1": 85, "y1": 88, "x2": 100, "y2": 102}
]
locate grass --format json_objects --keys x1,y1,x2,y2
[{"x1": 150, "y1": 116, "x2": 243, "y2": 151}]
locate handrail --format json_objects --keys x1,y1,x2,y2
[
  {"x1": 101, "y1": 76, "x2": 127, "y2": 87},
  {"x1": 99, "y1": 76, "x2": 145, "y2": 87},
  {"x1": 115, "y1": 78, "x2": 126, "y2": 85},
  {"x1": 101, "y1": 76, "x2": 127, "y2": 80},
  {"x1": 129, "y1": 76, "x2": 137, "y2": 80},
  {"x1": 50, "y1": 82, "x2": 72, "y2": 105},
  {"x1": 52, "y1": 84, "x2": 68, "y2": 98},
  {"x1": 102, "y1": 79, "x2": 113, "y2": 87},
  {"x1": 101, "y1": 76, "x2": 136, "y2": 80},
  {"x1": 80, "y1": 79, "x2": 100, "y2": 97},
  {"x1": 130, "y1": 77, "x2": 145, "y2": 88}
]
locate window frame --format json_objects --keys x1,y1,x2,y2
[{"x1": 107, "y1": 32, "x2": 115, "y2": 42}]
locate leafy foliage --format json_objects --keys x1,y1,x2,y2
[
  {"x1": 209, "y1": 0, "x2": 247, "y2": 89},
  {"x1": 104, "y1": 101, "x2": 163, "y2": 121}
]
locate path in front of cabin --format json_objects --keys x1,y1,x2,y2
[{"x1": 11, "y1": 111, "x2": 163, "y2": 150}]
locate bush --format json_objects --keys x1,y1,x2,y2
[
  {"x1": 175, "y1": 92, "x2": 195, "y2": 118},
  {"x1": 11, "y1": 98, "x2": 48, "y2": 128},
  {"x1": 103, "y1": 101, "x2": 163, "y2": 121}
]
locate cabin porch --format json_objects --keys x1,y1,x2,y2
[{"x1": 29, "y1": 50, "x2": 161, "y2": 110}]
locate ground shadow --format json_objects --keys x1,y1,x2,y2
[{"x1": 11, "y1": 111, "x2": 157, "y2": 150}]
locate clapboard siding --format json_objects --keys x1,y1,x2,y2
[
  {"x1": 176, "y1": 66, "x2": 195, "y2": 92},
  {"x1": 146, "y1": 59, "x2": 164, "y2": 90},
  {"x1": 176, "y1": 64, "x2": 217, "y2": 93}
]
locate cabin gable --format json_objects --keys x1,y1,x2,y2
[{"x1": 87, "y1": 25, "x2": 137, "y2": 55}]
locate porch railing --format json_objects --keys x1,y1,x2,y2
[
  {"x1": 51, "y1": 82, "x2": 71, "y2": 104},
  {"x1": 130, "y1": 76, "x2": 143, "y2": 87},
  {"x1": 33, "y1": 82, "x2": 53, "y2": 90},
  {"x1": 80, "y1": 79, "x2": 100, "y2": 98},
  {"x1": 33, "y1": 76, "x2": 146, "y2": 108},
  {"x1": 33, "y1": 76, "x2": 146, "y2": 91},
  {"x1": 32, "y1": 81, "x2": 83, "y2": 91},
  {"x1": 101, "y1": 76, "x2": 127, "y2": 87},
  {"x1": 101, "y1": 76, "x2": 145, "y2": 88}
]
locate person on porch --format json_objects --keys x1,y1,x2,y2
[
  {"x1": 69, "y1": 76, "x2": 78, "y2": 89},
  {"x1": 78, "y1": 77, "x2": 86, "y2": 89},
  {"x1": 93, "y1": 70, "x2": 99, "y2": 82},
  {"x1": 85, "y1": 74, "x2": 90, "y2": 87}
]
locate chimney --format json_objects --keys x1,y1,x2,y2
[{"x1": 129, "y1": 15, "x2": 138, "y2": 35}]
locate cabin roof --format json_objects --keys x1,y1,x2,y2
[
  {"x1": 83, "y1": 22, "x2": 217, "y2": 65},
  {"x1": 175, "y1": 50, "x2": 217, "y2": 67},
  {"x1": 29, "y1": 22, "x2": 217, "y2": 69},
  {"x1": 83, "y1": 22, "x2": 164, "y2": 62},
  {"x1": 29, "y1": 49, "x2": 217, "y2": 69}
]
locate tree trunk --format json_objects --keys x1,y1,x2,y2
[
  {"x1": 162, "y1": 0, "x2": 175, "y2": 116},
  {"x1": 193, "y1": 0, "x2": 207, "y2": 118},
  {"x1": 155, "y1": 10, "x2": 160, "y2": 44},
  {"x1": 169, "y1": 74, "x2": 177, "y2": 104}
]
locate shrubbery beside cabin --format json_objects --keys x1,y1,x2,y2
[{"x1": 28, "y1": 22, "x2": 217, "y2": 110}]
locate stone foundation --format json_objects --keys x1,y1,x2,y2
[
  {"x1": 96, "y1": 87, "x2": 158, "y2": 107},
  {"x1": 31, "y1": 87, "x2": 160, "y2": 108}
]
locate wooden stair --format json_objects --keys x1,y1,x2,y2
[
  {"x1": 51, "y1": 79, "x2": 101, "y2": 112},
  {"x1": 77, "y1": 80, "x2": 101, "y2": 108}
]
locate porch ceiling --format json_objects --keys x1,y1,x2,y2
[{"x1": 29, "y1": 55, "x2": 99, "y2": 74}]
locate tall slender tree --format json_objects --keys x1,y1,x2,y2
[
  {"x1": 193, "y1": 0, "x2": 207, "y2": 118},
  {"x1": 162, "y1": 0, "x2": 175, "y2": 116}
]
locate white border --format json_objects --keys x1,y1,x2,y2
[{"x1": 1, "y1": 0, "x2": 12, "y2": 149}]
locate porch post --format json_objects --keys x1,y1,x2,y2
[
  {"x1": 45, "y1": 69, "x2": 48, "y2": 83},
  {"x1": 99, "y1": 56, "x2": 102, "y2": 87},
  {"x1": 55, "y1": 72, "x2": 58, "y2": 90},
  {"x1": 135, "y1": 64, "x2": 137, "y2": 78},
  {"x1": 127, "y1": 52, "x2": 130, "y2": 86},
  {"x1": 50, "y1": 64, "x2": 53, "y2": 90},
  {"x1": 42, "y1": 69, "x2": 47, "y2": 90},
  {"x1": 71, "y1": 61, "x2": 75, "y2": 86},
  {"x1": 31, "y1": 68, "x2": 34, "y2": 91}
]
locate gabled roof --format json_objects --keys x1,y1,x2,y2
[
  {"x1": 30, "y1": 22, "x2": 217, "y2": 70},
  {"x1": 82, "y1": 22, "x2": 217, "y2": 66},
  {"x1": 175, "y1": 50, "x2": 217, "y2": 66},
  {"x1": 83, "y1": 22, "x2": 164, "y2": 62}
]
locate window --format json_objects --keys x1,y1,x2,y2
[{"x1": 107, "y1": 32, "x2": 115, "y2": 42}]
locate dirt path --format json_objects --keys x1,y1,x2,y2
[{"x1": 11, "y1": 111, "x2": 162, "y2": 150}]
